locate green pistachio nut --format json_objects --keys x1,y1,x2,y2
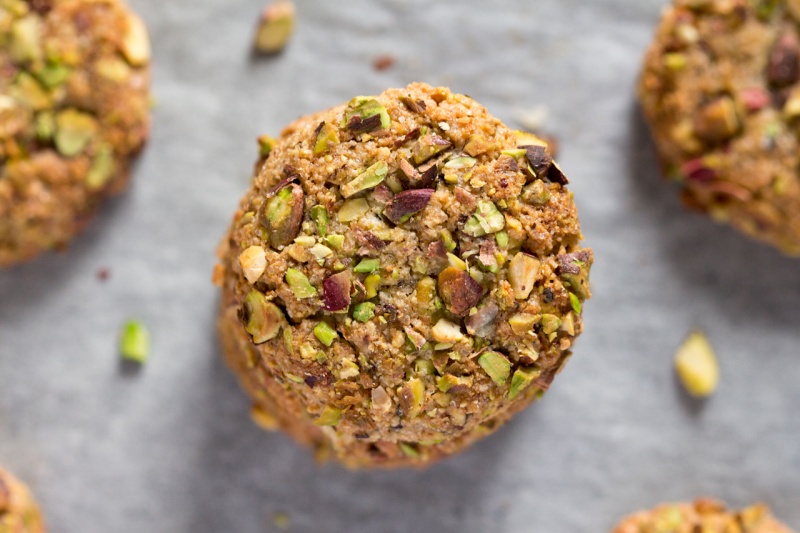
[
  {"x1": 55, "y1": 109, "x2": 98, "y2": 157},
  {"x1": 340, "y1": 161, "x2": 388, "y2": 198},
  {"x1": 509, "y1": 367, "x2": 541, "y2": 400},
  {"x1": 462, "y1": 201, "x2": 505, "y2": 237},
  {"x1": 242, "y1": 290, "x2": 286, "y2": 344},
  {"x1": 285, "y1": 268, "x2": 318, "y2": 299},
  {"x1": 478, "y1": 351, "x2": 511, "y2": 386}
]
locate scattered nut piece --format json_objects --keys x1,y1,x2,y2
[
  {"x1": 384, "y1": 188, "x2": 434, "y2": 224},
  {"x1": 509, "y1": 367, "x2": 541, "y2": 400},
  {"x1": 261, "y1": 184, "x2": 304, "y2": 248},
  {"x1": 254, "y1": 0, "x2": 295, "y2": 55},
  {"x1": 437, "y1": 267, "x2": 484, "y2": 316},
  {"x1": 341, "y1": 161, "x2": 388, "y2": 198},
  {"x1": 674, "y1": 330, "x2": 719, "y2": 397},
  {"x1": 478, "y1": 351, "x2": 511, "y2": 386},
  {"x1": 121, "y1": 12, "x2": 151, "y2": 66},
  {"x1": 322, "y1": 271, "x2": 351, "y2": 312},
  {"x1": 120, "y1": 320, "x2": 150, "y2": 363},
  {"x1": 693, "y1": 96, "x2": 740, "y2": 144}
]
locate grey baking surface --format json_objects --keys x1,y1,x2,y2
[{"x1": 1, "y1": 0, "x2": 799, "y2": 531}]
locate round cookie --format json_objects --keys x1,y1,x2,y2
[
  {"x1": 216, "y1": 82, "x2": 593, "y2": 468},
  {"x1": 0, "y1": 467, "x2": 45, "y2": 533},
  {"x1": 639, "y1": 0, "x2": 800, "y2": 255},
  {"x1": 613, "y1": 499, "x2": 794, "y2": 533},
  {"x1": 0, "y1": 0, "x2": 151, "y2": 267}
]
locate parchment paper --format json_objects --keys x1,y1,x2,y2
[{"x1": 1, "y1": 1, "x2": 799, "y2": 531}]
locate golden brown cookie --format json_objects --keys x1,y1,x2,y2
[
  {"x1": 639, "y1": 0, "x2": 800, "y2": 254},
  {"x1": 613, "y1": 499, "x2": 794, "y2": 533},
  {"x1": 0, "y1": 467, "x2": 45, "y2": 533},
  {"x1": 215, "y1": 82, "x2": 593, "y2": 468},
  {"x1": 0, "y1": 0, "x2": 151, "y2": 266}
]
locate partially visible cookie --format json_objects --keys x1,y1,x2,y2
[
  {"x1": 639, "y1": 0, "x2": 800, "y2": 255},
  {"x1": 0, "y1": 467, "x2": 45, "y2": 533},
  {"x1": 613, "y1": 499, "x2": 794, "y2": 533},
  {"x1": 0, "y1": 0, "x2": 152, "y2": 267}
]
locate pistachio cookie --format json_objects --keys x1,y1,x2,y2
[
  {"x1": 216, "y1": 82, "x2": 593, "y2": 468},
  {"x1": 0, "y1": 467, "x2": 45, "y2": 532},
  {"x1": 639, "y1": 0, "x2": 800, "y2": 254},
  {"x1": 0, "y1": 0, "x2": 151, "y2": 267},
  {"x1": 613, "y1": 499, "x2": 794, "y2": 533}
]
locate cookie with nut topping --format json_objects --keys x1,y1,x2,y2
[
  {"x1": 639, "y1": 0, "x2": 800, "y2": 254},
  {"x1": 612, "y1": 499, "x2": 794, "y2": 533},
  {"x1": 215, "y1": 82, "x2": 593, "y2": 468},
  {"x1": 0, "y1": 467, "x2": 46, "y2": 533},
  {"x1": 0, "y1": 0, "x2": 151, "y2": 267}
]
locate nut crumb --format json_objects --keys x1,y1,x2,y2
[
  {"x1": 372, "y1": 54, "x2": 396, "y2": 71},
  {"x1": 254, "y1": 0, "x2": 295, "y2": 55}
]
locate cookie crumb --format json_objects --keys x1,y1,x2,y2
[{"x1": 372, "y1": 54, "x2": 396, "y2": 71}]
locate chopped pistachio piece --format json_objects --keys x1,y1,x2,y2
[
  {"x1": 508, "y1": 313, "x2": 541, "y2": 335},
  {"x1": 120, "y1": 320, "x2": 150, "y2": 363},
  {"x1": 121, "y1": 12, "x2": 151, "y2": 66},
  {"x1": 322, "y1": 271, "x2": 351, "y2": 312},
  {"x1": 258, "y1": 135, "x2": 276, "y2": 158},
  {"x1": 398, "y1": 442, "x2": 420, "y2": 458},
  {"x1": 675, "y1": 330, "x2": 719, "y2": 397},
  {"x1": 431, "y1": 318, "x2": 464, "y2": 343},
  {"x1": 569, "y1": 292, "x2": 582, "y2": 314},
  {"x1": 55, "y1": 109, "x2": 98, "y2": 157},
  {"x1": 478, "y1": 351, "x2": 511, "y2": 386},
  {"x1": 285, "y1": 268, "x2": 317, "y2": 299},
  {"x1": 444, "y1": 156, "x2": 477, "y2": 170},
  {"x1": 35, "y1": 111, "x2": 55, "y2": 140},
  {"x1": 694, "y1": 96, "x2": 740, "y2": 143},
  {"x1": 238, "y1": 245, "x2": 267, "y2": 284},
  {"x1": 9, "y1": 15, "x2": 42, "y2": 64},
  {"x1": 509, "y1": 367, "x2": 541, "y2": 400},
  {"x1": 440, "y1": 229, "x2": 456, "y2": 252},
  {"x1": 313, "y1": 121, "x2": 339, "y2": 155},
  {"x1": 309, "y1": 244, "x2": 333, "y2": 264},
  {"x1": 364, "y1": 274, "x2": 380, "y2": 298},
  {"x1": 437, "y1": 374, "x2": 459, "y2": 393},
  {"x1": 384, "y1": 188, "x2": 434, "y2": 224},
  {"x1": 521, "y1": 180, "x2": 551, "y2": 205},
  {"x1": 464, "y1": 134, "x2": 492, "y2": 156},
  {"x1": 11, "y1": 72, "x2": 51, "y2": 111},
  {"x1": 253, "y1": 0, "x2": 295, "y2": 55},
  {"x1": 313, "y1": 321, "x2": 339, "y2": 346},
  {"x1": 341, "y1": 97, "x2": 391, "y2": 133},
  {"x1": 314, "y1": 405, "x2": 342, "y2": 426},
  {"x1": 353, "y1": 302, "x2": 376, "y2": 322},
  {"x1": 262, "y1": 184, "x2": 304, "y2": 248},
  {"x1": 354, "y1": 258, "x2": 380, "y2": 273},
  {"x1": 411, "y1": 133, "x2": 451, "y2": 165},
  {"x1": 250, "y1": 405, "x2": 279, "y2": 431},
  {"x1": 508, "y1": 252, "x2": 540, "y2": 300},
  {"x1": 337, "y1": 198, "x2": 370, "y2": 222},
  {"x1": 37, "y1": 62, "x2": 71, "y2": 89},
  {"x1": 325, "y1": 234, "x2": 345, "y2": 250},
  {"x1": 495, "y1": 231, "x2": 509, "y2": 248},
  {"x1": 540, "y1": 314, "x2": 561, "y2": 335},
  {"x1": 341, "y1": 161, "x2": 388, "y2": 198},
  {"x1": 94, "y1": 58, "x2": 130, "y2": 82},
  {"x1": 243, "y1": 290, "x2": 286, "y2": 343},
  {"x1": 86, "y1": 144, "x2": 115, "y2": 190},
  {"x1": 462, "y1": 201, "x2": 505, "y2": 237}
]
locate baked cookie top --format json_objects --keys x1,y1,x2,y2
[
  {"x1": 639, "y1": 0, "x2": 800, "y2": 254},
  {"x1": 0, "y1": 0, "x2": 151, "y2": 266},
  {"x1": 218, "y1": 82, "x2": 592, "y2": 456}
]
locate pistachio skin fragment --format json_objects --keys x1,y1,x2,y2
[
  {"x1": 242, "y1": 290, "x2": 286, "y2": 344},
  {"x1": 340, "y1": 161, "x2": 389, "y2": 198},
  {"x1": 478, "y1": 351, "x2": 511, "y2": 386},
  {"x1": 261, "y1": 184, "x2": 304, "y2": 249},
  {"x1": 322, "y1": 271, "x2": 351, "y2": 312},
  {"x1": 383, "y1": 188, "x2": 434, "y2": 225},
  {"x1": 253, "y1": 0, "x2": 295, "y2": 55},
  {"x1": 437, "y1": 266, "x2": 484, "y2": 317},
  {"x1": 120, "y1": 320, "x2": 150, "y2": 363},
  {"x1": 675, "y1": 330, "x2": 719, "y2": 397}
]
